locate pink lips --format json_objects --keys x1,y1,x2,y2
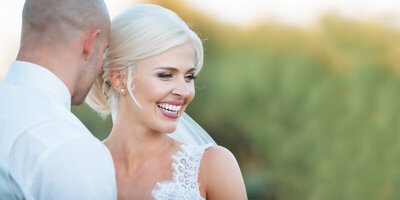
[
  {"x1": 157, "y1": 101, "x2": 184, "y2": 119},
  {"x1": 159, "y1": 110, "x2": 179, "y2": 119}
]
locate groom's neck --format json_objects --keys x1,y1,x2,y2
[{"x1": 16, "y1": 44, "x2": 80, "y2": 101}]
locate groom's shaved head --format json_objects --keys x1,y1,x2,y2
[
  {"x1": 21, "y1": 0, "x2": 110, "y2": 47},
  {"x1": 18, "y1": 0, "x2": 111, "y2": 105}
]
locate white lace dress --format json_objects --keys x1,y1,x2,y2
[{"x1": 151, "y1": 143, "x2": 214, "y2": 200}]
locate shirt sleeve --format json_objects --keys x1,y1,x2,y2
[{"x1": 8, "y1": 120, "x2": 117, "y2": 200}]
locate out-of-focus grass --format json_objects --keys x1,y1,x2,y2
[{"x1": 73, "y1": 1, "x2": 400, "y2": 199}]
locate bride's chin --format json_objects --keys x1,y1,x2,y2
[
  {"x1": 150, "y1": 118, "x2": 178, "y2": 134},
  {"x1": 164, "y1": 124, "x2": 178, "y2": 134},
  {"x1": 153, "y1": 113, "x2": 179, "y2": 132},
  {"x1": 154, "y1": 122, "x2": 178, "y2": 134}
]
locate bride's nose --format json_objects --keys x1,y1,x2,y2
[{"x1": 172, "y1": 80, "x2": 192, "y2": 97}]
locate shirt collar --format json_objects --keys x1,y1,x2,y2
[{"x1": 3, "y1": 61, "x2": 71, "y2": 110}]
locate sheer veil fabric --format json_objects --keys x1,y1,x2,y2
[{"x1": 168, "y1": 112, "x2": 216, "y2": 145}]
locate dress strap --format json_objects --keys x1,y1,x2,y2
[
  {"x1": 171, "y1": 143, "x2": 213, "y2": 185},
  {"x1": 151, "y1": 143, "x2": 214, "y2": 200}
]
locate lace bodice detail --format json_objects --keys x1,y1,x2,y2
[{"x1": 151, "y1": 143, "x2": 213, "y2": 200}]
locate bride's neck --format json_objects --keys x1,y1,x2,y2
[{"x1": 104, "y1": 118, "x2": 173, "y2": 169}]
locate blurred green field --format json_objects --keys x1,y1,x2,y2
[{"x1": 73, "y1": 1, "x2": 400, "y2": 199}]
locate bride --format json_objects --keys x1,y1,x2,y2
[{"x1": 87, "y1": 4, "x2": 247, "y2": 199}]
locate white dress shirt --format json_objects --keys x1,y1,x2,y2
[{"x1": 0, "y1": 61, "x2": 117, "y2": 199}]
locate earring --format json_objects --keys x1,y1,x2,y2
[{"x1": 120, "y1": 88, "x2": 126, "y2": 95}]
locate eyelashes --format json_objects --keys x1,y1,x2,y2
[
  {"x1": 185, "y1": 74, "x2": 197, "y2": 80},
  {"x1": 157, "y1": 73, "x2": 173, "y2": 78},
  {"x1": 157, "y1": 73, "x2": 197, "y2": 81}
]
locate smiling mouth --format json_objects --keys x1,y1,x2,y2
[{"x1": 156, "y1": 103, "x2": 182, "y2": 115}]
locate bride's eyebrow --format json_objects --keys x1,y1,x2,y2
[
  {"x1": 153, "y1": 66, "x2": 196, "y2": 73},
  {"x1": 186, "y1": 68, "x2": 195, "y2": 73},
  {"x1": 154, "y1": 67, "x2": 178, "y2": 72}
]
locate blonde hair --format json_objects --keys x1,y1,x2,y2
[{"x1": 86, "y1": 4, "x2": 204, "y2": 118}]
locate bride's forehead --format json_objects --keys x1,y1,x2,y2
[
  {"x1": 137, "y1": 55, "x2": 195, "y2": 72},
  {"x1": 141, "y1": 43, "x2": 194, "y2": 60},
  {"x1": 137, "y1": 64, "x2": 195, "y2": 75}
]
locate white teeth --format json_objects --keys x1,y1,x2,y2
[
  {"x1": 157, "y1": 103, "x2": 181, "y2": 114},
  {"x1": 165, "y1": 109, "x2": 175, "y2": 114}
]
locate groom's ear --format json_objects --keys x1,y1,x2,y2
[
  {"x1": 82, "y1": 29, "x2": 101, "y2": 60},
  {"x1": 109, "y1": 70, "x2": 127, "y2": 94}
]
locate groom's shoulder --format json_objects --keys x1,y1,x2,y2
[
  {"x1": 13, "y1": 118, "x2": 96, "y2": 148},
  {"x1": 9, "y1": 119, "x2": 107, "y2": 164},
  {"x1": 0, "y1": 83, "x2": 66, "y2": 121},
  {"x1": 9, "y1": 119, "x2": 110, "y2": 170},
  {"x1": 8, "y1": 119, "x2": 116, "y2": 199}
]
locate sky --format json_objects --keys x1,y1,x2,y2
[{"x1": 1, "y1": 0, "x2": 400, "y2": 80}]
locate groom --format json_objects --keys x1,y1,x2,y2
[{"x1": 0, "y1": 0, "x2": 116, "y2": 199}]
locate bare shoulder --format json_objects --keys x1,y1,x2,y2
[
  {"x1": 199, "y1": 145, "x2": 248, "y2": 200},
  {"x1": 202, "y1": 145, "x2": 237, "y2": 168},
  {"x1": 200, "y1": 145, "x2": 241, "y2": 180}
]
